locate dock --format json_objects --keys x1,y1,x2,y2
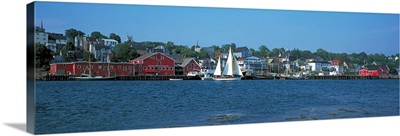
[
  {"x1": 37, "y1": 75, "x2": 200, "y2": 81},
  {"x1": 37, "y1": 75, "x2": 398, "y2": 81}
]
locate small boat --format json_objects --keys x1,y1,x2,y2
[
  {"x1": 212, "y1": 47, "x2": 243, "y2": 81},
  {"x1": 70, "y1": 74, "x2": 116, "y2": 81},
  {"x1": 169, "y1": 78, "x2": 183, "y2": 81},
  {"x1": 201, "y1": 73, "x2": 212, "y2": 80}
]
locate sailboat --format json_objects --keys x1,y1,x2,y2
[{"x1": 212, "y1": 47, "x2": 243, "y2": 81}]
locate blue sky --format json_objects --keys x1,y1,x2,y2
[{"x1": 35, "y1": 2, "x2": 399, "y2": 55}]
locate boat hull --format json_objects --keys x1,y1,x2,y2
[
  {"x1": 70, "y1": 76, "x2": 116, "y2": 81},
  {"x1": 212, "y1": 77, "x2": 241, "y2": 81}
]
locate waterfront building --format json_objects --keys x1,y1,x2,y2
[
  {"x1": 330, "y1": 59, "x2": 345, "y2": 75},
  {"x1": 307, "y1": 61, "x2": 331, "y2": 72},
  {"x1": 130, "y1": 52, "x2": 175, "y2": 75},
  {"x1": 181, "y1": 58, "x2": 201, "y2": 76},
  {"x1": 359, "y1": 65, "x2": 390, "y2": 77},
  {"x1": 49, "y1": 62, "x2": 134, "y2": 76}
]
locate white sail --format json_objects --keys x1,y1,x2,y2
[
  {"x1": 233, "y1": 55, "x2": 243, "y2": 76},
  {"x1": 213, "y1": 56, "x2": 222, "y2": 76},
  {"x1": 222, "y1": 47, "x2": 234, "y2": 76}
]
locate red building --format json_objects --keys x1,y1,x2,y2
[
  {"x1": 49, "y1": 62, "x2": 134, "y2": 76},
  {"x1": 359, "y1": 65, "x2": 389, "y2": 77},
  {"x1": 130, "y1": 52, "x2": 175, "y2": 75},
  {"x1": 181, "y1": 58, "x2": 201, "y2": 75}
]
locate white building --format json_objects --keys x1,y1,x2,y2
[
  {"x1": 35, "y1": 21, "x2": 48, "y2": 45},
  {"x1": 307, "y1": 61, "x2": 330, "y2": 71},
  {"x1": 102, "y1": 39, "x2": 119, "y2": 47},
  {"x1": 35, "y1": 32, "x2": 48, "y2": 45}
]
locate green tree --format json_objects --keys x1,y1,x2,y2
[
  {"x1": 112, "y1": 43, "x2": 140, "y2": 62},
  {"x1": 64, "y1": 41, "x2": 75, "y2": 51},
  {"x1": 210, "y1": 45, "x2": 221, "y2": 51},
  {"x1": 221, "y1": 43, "x2": 236, "y2": 52},
  {"x1": 109, "y1": 33, "x2": 121, "y2": 43},
  {"x1": 83, "y1": 51, "x2": 97, "y2": 62},
  {"x1": 165, "y1": 41, "x2": 175, "y2": 51},
  {"x1": 65, "y1": 28, "x2": 85, "y2": 41},
  {"x1": 35, "y1": 44, "x2": 53, "y2": 70},
  {"x1": 91, "y1": 31, "x2": 107, "y2": 39},
  {"x1": 259, "y1": 45, "x2": 270, "y2": 58}
]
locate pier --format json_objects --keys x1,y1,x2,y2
[
  {"x1": 37, "y1": 75, "x2": 200, "y2": 81},
  {"x1": 37, "y1": 74, "x2": 398, "y2": 81}
]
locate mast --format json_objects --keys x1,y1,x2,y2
[
  {"x1": 222, "y1": 47, "x2": 233, "y2": 76},
  {"x1": 88, "y1": 54, "x2": 91, "y2": 76}
]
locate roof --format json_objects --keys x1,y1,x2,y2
[
  {"x1": 181, "y1": 58, "x2": 200, "y2": 67},
  {"x1": 308, "y1": 60, "x2": 330, "y2": 64},
  {"x1": 132, "y1": 52, "x2": 175, "y2": 62},
  {"x1": 280, "y1": 52, "x2": 291, "y2": 58},
  {"x1": 48, "y1": 33, "x2": 67, "y2": 40},
  {"x1": 331, "y1": 59, "x2": 342, "y2": 66},
  {"x1": 93, "y1": 44, "x2": 111, "y2": 50},
  {"x1": 234, "y1": 47, "x2": 248, "y2": 53},
  {"x1": 130, "y1": 42, "x2": 147, "y2": 51},
  {"x1": 306, "y1": 55, "x2": 323, "y2": 61},
  {"x1": 167, "y1": 54, "x2": 184, "y2": 64},
  {"x1": 366, "y1": 65, "x2": 382, "y2": 70}
]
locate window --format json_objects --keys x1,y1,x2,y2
[
  {"x1": 152, "y1": 67, "x2": 155, "y2": 70},
  {"x1": 158, "y1": 61, "x2": 161, "y2": 65},
  {"x1": 98, "y1": 65, "x2": 102, "y2": 69},
  {"x1": 144, "y1": 66, "x2": 147, "y2": 70},
  {"x1": 110, "y1": 66, "x2": 113, "y2": 69},
  {"x1": 90, "y1": 65, "x2": 93, "y2": 69},
  {"x1": 191, "y1": 63, "x2": 194, "y2": 67},
  {"x1": 63, "y1": 64, "x2": 66, "y2": 67},
  {"x1": 123, "y1": 66, "x2": 127, "y2": 71},
  {"x1": 83, "y1": 66, "x2": 88, "y2": 70},
  {"x1": 77, "y1": 65, "x2": 81, "y2": 69},
  {"x1": 118, "y1": 66, "x2": 121, "y2": 69},
  {"x1": 104, "y1": 66, "x2": 108, "y2": 71},
  {"x1": 128, "y1": 66, "x2": 132, "y2": 69},
  {"x1": 144, "y1": 67, "x2": 147, "y2": 70}
]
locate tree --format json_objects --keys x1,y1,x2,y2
[
  {"x1": 65, "y1": 28, "x2": 85, "y2": 41},
  {"x1": 259, "y1": 45, "x2": 270, "y2": 58},
  {"x1": 210, "y1": 45, "x2": 221, "y2": 51},
  {"x1": 221, "y1": 43, "x2": 236, "y2": 52},
  {"x1": 35, "y1": 44, "x2": 53, "y2": 70},
  {"x1": 109, "y1": 33, "x2": 121, "y2": 43},
  {"x1": 83, "y1": 51, "x2": 97, "y2": 62},
  {"x1": 64, "y1": 41, "x2": 75, "y2": 51},
  {"x1": 91, "y1": 31, "x2": 107, "y2": 39},
  {"x1": 112, "y1": 43, "x2": 140, "y2": 62}
]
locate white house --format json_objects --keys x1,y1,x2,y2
[
  {"x1": 35, "y1": 21, "x2": 48, "y2": 45},
  {"x1": 102, "y1": 39, "x2": 119, "y2": 47},
  {"x1": 307, "y1": 61, "x2": 330, "y2": 71},
  {"x1": 35, "y1": 32, "x2": 48, "y2": 45},
  {"x1": 330, "y1": 60, "x2": 344, "y2": 75},
  {"x1": 90, "y1": 44, "x2": 113, "y2": 62}
]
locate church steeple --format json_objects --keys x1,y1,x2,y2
[{"x1": 40, "y1": 20, "x2": 43, "y2": 29}]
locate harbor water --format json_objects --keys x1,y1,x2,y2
[{"x1": 35, "y1": 80, "x2": 399, "y2": 134}]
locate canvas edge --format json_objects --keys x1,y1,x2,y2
[{"x1": 26, "y1": 1, "x2": 36, "y2": 134}]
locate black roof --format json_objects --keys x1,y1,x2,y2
[{"x1": 234, "y1": 47, "x2": 248, "y2": 52}]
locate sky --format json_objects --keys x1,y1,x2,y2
[{"x1": 34, "y1": 1, "x2": 399, "y2": 55}]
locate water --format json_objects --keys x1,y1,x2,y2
[{"x1": 35, "y1": 80, "x2": 399, "y2": 134}]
